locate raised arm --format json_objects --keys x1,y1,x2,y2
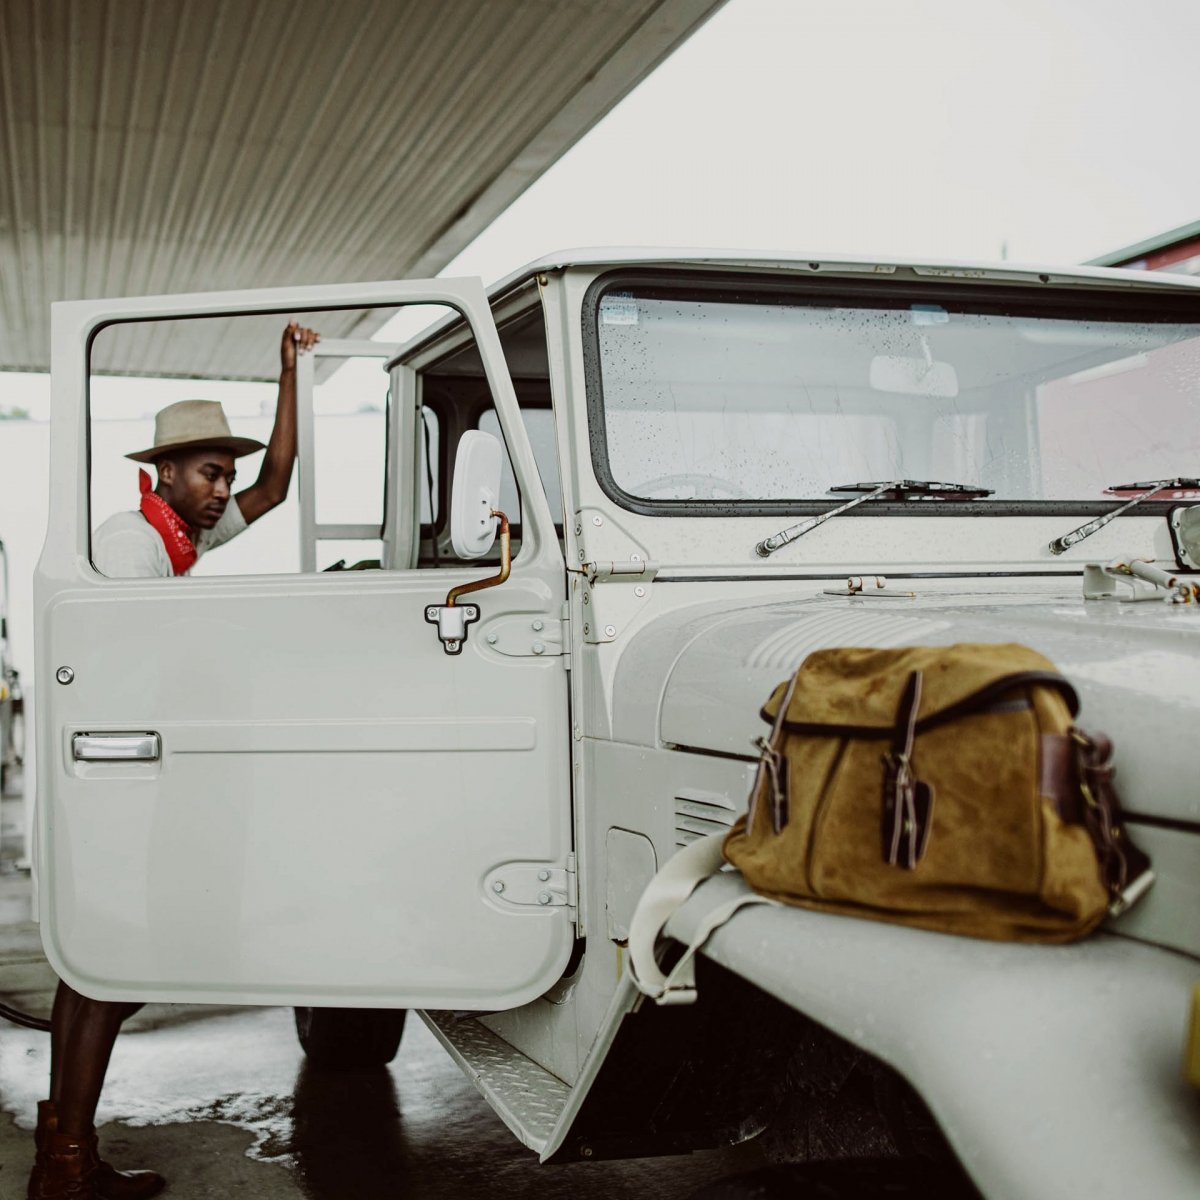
[{"x1": 235, "y1": 321, "x2": 320, "y2": 526}]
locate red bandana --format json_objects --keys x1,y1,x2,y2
[{"x1": 139, "y1": 469, "x2": 197, "y2": 575}]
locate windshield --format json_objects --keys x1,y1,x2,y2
[{"x1": 589, "y1": 282, "x2": 1200, "y2": 508}]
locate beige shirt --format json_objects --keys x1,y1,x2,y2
[{"x1": 93, "y1": 500, "x2": 247, "y2": 578}]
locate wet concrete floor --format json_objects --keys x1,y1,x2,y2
[{"x1": 0, "y1": 787, "x2": 763, "y2": 1199}]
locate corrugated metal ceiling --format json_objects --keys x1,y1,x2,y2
[{"x1": 0, "y1": 0, "x2": 726, "y2": 378}]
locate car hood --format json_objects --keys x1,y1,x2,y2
[{"x1": 611, "y1": 582, "x2": 1200, "y2": 823}]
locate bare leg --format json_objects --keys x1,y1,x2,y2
[
  {"x1": 49, "y1": 980, "x2": 83, "y2": 1105},
  {"x1": 49, "y1": 980, "x2": 142, "y2": 1132}
]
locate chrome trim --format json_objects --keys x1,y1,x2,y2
[{"x1": 72, "y1": 733, "x2": 160, "y2": 762}]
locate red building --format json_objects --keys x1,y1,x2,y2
[{"x1": 1089, "y1": 219, "x2": 1200, "y2": 274}]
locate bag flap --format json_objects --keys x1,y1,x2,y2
[{"x1": 762, "y1": 642, "x2": 1076, "y2": 733}]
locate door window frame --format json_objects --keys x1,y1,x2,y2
[{"x1": 45, "y1": 278, "x2": 559, "y2": 586}]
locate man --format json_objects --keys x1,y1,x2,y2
[
  {"x1": 95, "y1": 321, "x2": 319, "y2": 578},
  {"x1": 30, "y1": 322, "x2": 319, "y2": 1200}
]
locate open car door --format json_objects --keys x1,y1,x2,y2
[{"x1": 35, "y1": 279, "x2": 573, "y2": 1009}]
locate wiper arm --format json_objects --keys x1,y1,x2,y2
[
  {"x1": 1048, "y1": 477, "x2": 1200, "y2": 555},
  {"x1": 755, "y1": 479, "x2": 993, "y2": 558}
]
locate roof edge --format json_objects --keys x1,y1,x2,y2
[
  {"x1": 480, "y1": 244, "x2": 1200, "y2": 300},
  {"x1": 387, "y1": 246, "x2": 1200, "y2": 369},
  {"x1": 1086, "y1": 219, "x2": 1200, "y2": 267}
]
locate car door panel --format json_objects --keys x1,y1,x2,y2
[{"x1": 37, "y1": 279, "x2": 572, "y2": 1008}]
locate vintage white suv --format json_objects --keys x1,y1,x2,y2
[{"x1": 35, "y1": 252, "x2": 1200, "y2": 1197}]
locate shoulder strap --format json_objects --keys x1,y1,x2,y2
[{"x1": 628, "y1": 831, "x2": 774, "y2": 1005}]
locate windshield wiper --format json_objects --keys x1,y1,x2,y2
[
  {"x1": 828, "y1": 479, "x2": 994, "y2": 499},
  {"x1": 755, "y1": 479, "x2": 994, "y2": 558},
  {"x1": 1048, "y1": 477, "x2": 1200, "y2": 555}
]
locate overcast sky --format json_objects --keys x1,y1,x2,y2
[
  {"x1": 5, "y1": 0, "x2": 1200, "y2": 417},
  {"x1": 444, "y1": 0, "x2": 1200, "y2": 277}
]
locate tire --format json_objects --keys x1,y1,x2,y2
[{"x1": 293, "y1": 1006, "x2": 407, "y2": 1070}]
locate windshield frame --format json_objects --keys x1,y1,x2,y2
[{"x1": 580, "y1": 268, "x2": 1200, "y2": 519}]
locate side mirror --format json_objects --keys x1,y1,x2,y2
[
  {"x1": 427, "y1": 432, "x2": 511, "y2": 655},
  {"x1": 451, "y1": 430, "x2": 502, "y2": 559}
]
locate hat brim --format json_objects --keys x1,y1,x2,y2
[{"x1": 126, "y1": 435, "x2": 267, "y2": 463}]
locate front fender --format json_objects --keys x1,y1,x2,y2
[{"x1": 668, "y1": 872, "x2": 1200, "y2": 1200}]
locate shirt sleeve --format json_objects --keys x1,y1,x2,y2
[
  {"x1": 94, "y1": 527, "x2": 171, "y2": 578},
  {"x1": 195, "y1": 496, "x2": 249, "y2": 557}
]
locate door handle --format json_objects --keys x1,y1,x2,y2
[{"x1": 72, "y1": 733, "x2": 161, "y2": 762}]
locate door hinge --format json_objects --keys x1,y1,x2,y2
[
  {"x1": 584, "y1": 559, "x2": 659, "y2": 583},
  {"x1": 579, "y1": 562, "x2": 657, "y2": 644},
  {"x1": 485, "y1": 861, "x2": 576, "y2": 912},
  {"x1": 566, "y1": 852, "x2": 578, "y2": 911},
  {"x1": 478, "y1": 614, "x2": 565, "y2": 657}
]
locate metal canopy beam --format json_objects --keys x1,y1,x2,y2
[{"x1": 0, "y1": 0, "x2": 727, "y2": 378}]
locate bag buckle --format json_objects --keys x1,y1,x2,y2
[
  {"x1": 882, "y1": 751, "x2": 934, "y2": 869},
  {"x1": 881, "y1": 672, "x2": 935, "y2": 869}
]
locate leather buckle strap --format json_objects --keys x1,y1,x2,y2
[
  {"x1": 1070, "y1": 728, "x2": 1154, "y2": 915},
  {"x1": 753, "y1": 736, "x2": 790, "y2": 835},
  {"x1": 747, "y1": 671, "x2": 802, "y2": 834},
  {"x1": 882, "y1": 671, "x2": 935, "y2": 869}
]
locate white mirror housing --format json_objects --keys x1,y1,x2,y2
[{"x1": 451, "y1": 430, "x2": 502, "y2": 559}]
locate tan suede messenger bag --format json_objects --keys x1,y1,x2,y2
[{"x1": 723, "y1": 643, "x2": 1153, "y2": 942}]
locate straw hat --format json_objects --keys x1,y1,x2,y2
[{"x1": 126, "y1": 400, "x2": 266, "y2": 463}]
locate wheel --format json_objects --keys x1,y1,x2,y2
[{"x1": 293, "y1": 1006, "x2": 407, "y2": 1070}]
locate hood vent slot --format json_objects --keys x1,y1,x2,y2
[{"x1": 674, "y1": 788, "x2": 739, "y2": 849}]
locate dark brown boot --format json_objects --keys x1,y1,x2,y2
[
  {"x1": 27, "y1": 1128, "x2": 99, "y2": 1199},
  {"x1": 90, "y1": 1133, "x2": 166, "y2": 1200},
  {"x1": 30, "y1": 1104, "x2": 165, "y2": 1200},
  {"x1": 27, "y1": 1100, "x2": 58, "y2": 1197}
]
